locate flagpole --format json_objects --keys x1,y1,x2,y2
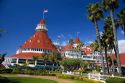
[
  {"x1": 42, "y1": 9, "x2": 48, "y2": 19},
  {"x1": 43, "y1": 12, "x2": 44, "y2": 19}
]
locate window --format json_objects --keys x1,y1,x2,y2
[
  {"x1": 28, "y1": 59, "x2": 34, "y2": 64},
  {"x1": 18, "y1": 59, "x2": 26, "y2": 64},
  {"x1": 46, "y1": 61, "x2": 53, "y2": 65},
  {"x1": 11, "y1": 59, "x2": 17, "y2": 63},
  {"x1": 37, "y1": 60, "x2": 45, "y2": 65}
]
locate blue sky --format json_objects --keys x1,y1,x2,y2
[{"x1": 0, "y1": 0, "x2": 125, "y2": 55}]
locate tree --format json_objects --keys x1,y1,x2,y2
[
  {"x1": 0, "y1": 53, "x2": 6, "y2": 64},
  {"x1": 90, "y1": 40, "x2": 99, "y2": 52},
  {"x1": 32, "y1": 55, "x2": 39, "y2": 65},
  {"x1": 87, "y1": 3, "x2": 105, "y2": 74},
  {"x1": 75, "y1": 42, "x2": 84, "y2": 51},
  {"x1": 51, "y1": 51, "x2": 61, "y2": 62},
  {"x1": 60, "y1": 58, "x2": 82, "y2": 71},
  {"x1": 102, "y1": 0, "x2": 122, "y2": 75},
  {"x1": 103, "y1": 16, "x2": 120, "y2": 75},
  {"x1": 0, "y1": 28, "x2": 6, "y2": 38},
  {"x1": 101, "y1": 32, "x2": 110, "y2": 74},
  {"x1": 117, "y1": 8, "x2": 125, "y2": 36},
  {"x1": 69, "y1": 39, "x2": 74, "y2": 44}
]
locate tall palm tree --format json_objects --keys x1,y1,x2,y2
[
  {"x1": 117, "y1": 8, "x2": 125, "y2": 36},
  {"x1": 104, "y1": 16, "x2": 120, "y2": 75},
  {"x1": 101, "y1": 32, "x2": 110, "y2": 74},
  {"x1": 102, "y1": 0, "x2": 122, "y2": 75},
  {"x1": 88, "y1": 3, "x2": 105, "y2": 74}
]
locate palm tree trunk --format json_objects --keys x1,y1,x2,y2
[
  {"x1": 110, "y1": 10, "x2": 122, "y2": 75},
  {"x1": 113, "y1": 43, "x2": 117, "y2": 58},
  {"x1": 94, "y1": 19, "x2": 105, "y2": 74},
  {"x1": 110, "y1": 49, "x2": 115, "y2": 75},
  {"x1": 104, "y1": 44, "x2": 109, "y2": 74}
]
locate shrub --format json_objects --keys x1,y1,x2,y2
[
  {"x1": 57, "y1": 74, "x2": 102, "y2": 83},
  {"x1": 105, "y1": 77, "x2": 125, "y2": 83},
  {"x1": 12, "y1": 68, "x2": 57, "y2": 76},
  {"x1": 0, "y1": 68, "x2": 13, "y2": 73}
]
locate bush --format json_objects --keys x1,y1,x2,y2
[
  {"x1": 57, "y1": 74, "x2": 102, "y2": 83},
  {"x1": 0, "y1": 68, "x2": 13, "y2": 73},
  {"x1": 12, "y1": 68, "x2": 56, "y2": 76},
  {"x1": 105, "y1": 77, "x2": 125, "y2": 83}
]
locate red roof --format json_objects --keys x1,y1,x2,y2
[
  {"x1": 11, "y1": 53, "x2": 42, "y2": 59},
  {"x1": 64, "y1": 43, "x2": 74, "y2": 51},
  {"x1": 39, "y1": 19, "x2": 46, "y2": 24},
  {"x1": 21, "y1": 29, "x2": 57, "y2": 51},
  {"x1": 75, "y1": 37, "x2": 80, "y2": 44},
  {"x1": 113, "y1": 53, "x2": 125, "y2": 66},
  {"x1": 82, "y1": 46, "x2": 93, "y2": 55}
]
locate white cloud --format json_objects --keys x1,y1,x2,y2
[
  {"x1": 53, "y1": 41, "x2": 59, "y2": 45},
  {"x1": 99, "y1": 31, "x2": 103, "y2": 37},
  {"x1": 61, "y1": 41, "x2": 68, "y2": 46},
  {"x1": 118, "y1": 40, "x2": 125, "y2": 53},
  {"x1": 53, "y1": 40, "x2": 68, "y2": 46},
  {"x1": 121, "y1": 31, "x2": 124, "y2": 35},
  {"x1": 85, "y1": 41, "x2": 93, "y2": 45}
]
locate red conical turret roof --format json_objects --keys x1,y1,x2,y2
[
  {"x1": 75, "y1": 37, "x2": 80, "y2": 44},
  {"x1": 39, "y1": 19, "x2": 46, "y2": 24},
  {"x1": 10, "y1": 19, "x2": 57, "y2": 59},
  {"x1": 21, "y1": 31, "x2": 57, "y2": 51}
]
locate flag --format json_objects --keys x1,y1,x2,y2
[
  {"x1": 77, "y1": 32, "x2": 80, "y2": 35},
  {"x1": 43, "y1": 9, "x2": 48, "y2": 13}
]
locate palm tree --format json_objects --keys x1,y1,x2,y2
[
  {"x1": 117, "y1": 8, "x2": 125, "y2": 36},
  {"x1": 90, "y1": 40, "x2": 99, "y2": 53},
  {"x1": 102, "y1": 0, "x2": 122, "y2": 75},
  {"x1": 101, "y1": 32, "x2": 110, "y2": 74},
  {"x1": 88, "y1": 3, "x2": 105, "y2": 74},
  {"x1": 0, "y1": 53, "x2": 6, "y2": 64},
  {"x1": 104, "y1": 16, "x2": 120, "y2": 75}
]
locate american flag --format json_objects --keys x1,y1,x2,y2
[
  {"x1": 77, "y1": 32, "x2": 80, "y2": 36},
  {"x1": 43, "y1": 9, "x2": 48, "y2": 13}
]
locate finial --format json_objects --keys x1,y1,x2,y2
[{"x1": 43, "y1": 9, "x2": 48, "y2": 19}]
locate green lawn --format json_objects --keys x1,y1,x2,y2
[
  {"x1": 74, "y1": 80, "x2": 88, "y2": 83},
  {"x1": 0, "y1": 77, "x2": 58, "y2": 83}
]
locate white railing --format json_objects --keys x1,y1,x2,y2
[
  {"x1": 62, "y1": 71, "x2": 74, "y2": 75},
  {"x1": 88, "y1": 73, "x2": 125, "y2": 83}
]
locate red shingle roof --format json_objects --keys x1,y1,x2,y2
[
  {"x1": 82, "y1": 46, "x2": 93, "y2": 55},
  {"x1": 39, "y1": 19, "x2": 46, "y2": 24},
  {"x1": 21, "y1": 29, "x2": 57, "y2": 51},
  {"x1": 64, "y1": 43, "x2": 73, "y2": 51},
  {"x1": 75, "y1": 37, "x2": 80, "y2": 44}
]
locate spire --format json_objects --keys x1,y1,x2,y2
[
  {"x1": 35, "y1": 19, "x2": 48, "y2": 31},
  {"x1": 75, "y1": 37, "x2": 80, "y2": 44}
]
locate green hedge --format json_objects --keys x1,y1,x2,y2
[
  {"x1": 105, "y1": 77, "x2": 125, "y2": 83},
  {"x1": 12, "y1": 69, "x2": 56, "y2": 76},
  {"x1": 57, "y1": 74, "x2": 103, "y2": 83},
  {"x1": 0, "y1": 68, "x2": 13, "y2": 73}
]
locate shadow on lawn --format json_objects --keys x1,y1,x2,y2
[{"x1": 0, "y1": 76, "x2": 19, "y2": 83}]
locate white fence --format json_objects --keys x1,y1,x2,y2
[
  {"x1": 88, "y1": 73, "x2": 125, "y2": 83},
  {"x1": 62, "y1": 71, "x2": 125, "y2": 83}
]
